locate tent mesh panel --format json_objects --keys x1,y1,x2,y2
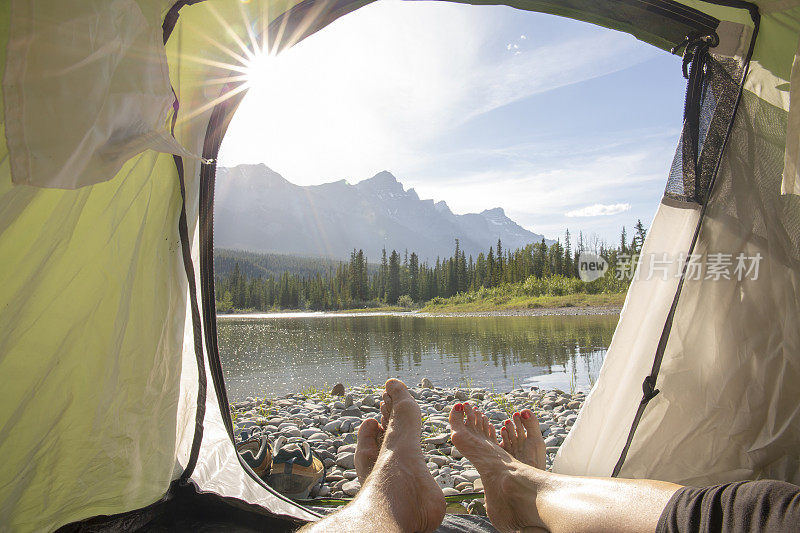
[
  {"x1": 710, "y1": 87, "x2": 800, "y2": 267},
  {"x1": 665, "y1": 54, "x2": 745, "y2": 204}
]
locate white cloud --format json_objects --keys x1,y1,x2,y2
[
  {"x1": 520, "y1": 34, "x2": 527, "y2": 39},
  {"x1": 566, "y1": 203, "x2": 632, "y2": 217}
]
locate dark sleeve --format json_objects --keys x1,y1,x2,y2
[{"x1": 657, "y1": 480, "x2": 800, "y2": 533}]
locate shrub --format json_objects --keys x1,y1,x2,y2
[{"x1": 397, "y1": 295, "x2": 414, "y2": 309}]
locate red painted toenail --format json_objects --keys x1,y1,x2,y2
[
  {"x1": 514, "y1": 412, "x2": 520, "y2": 418},
  {"x1": 454, "y1": 403, "x2": 463, "y2": 411},
  {"x1": 521, "y1": 411, "x2": 531, "y2": 419}
]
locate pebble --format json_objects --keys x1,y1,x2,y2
[
  {"x1": 461, "y1": 469, "x2": 480, "y2": 482},
  {"x1": 342, "y1": 480, "x2": 361, "y2": 496},
  {"x1": 336, "y1": 452, "x2": 355, "y2": 469},
  {"x1": 232, "y1": 382, "x2": 584, "y2": 501}
]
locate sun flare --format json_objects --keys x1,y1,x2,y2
[{"x1": 244, "y1": 50, "x2": 278, "y2": 89}]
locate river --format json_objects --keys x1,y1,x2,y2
[{"x1": 218, "y1": 312, "x2": 618, "y2": 399}]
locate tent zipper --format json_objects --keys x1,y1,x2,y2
[
  {"x1": 628, "y1": 0, "x2": 718, "y2": 36},
  {"x1": 678, "y1": 32, "x2": 716, "y2": 202}
]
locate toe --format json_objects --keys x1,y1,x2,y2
[
  {"x1": 487, "y1": 419, "x2": 497, "y2": 442},
  {"x1": 481, "y1": 414, "x2": 491, "y2": 437},
  {"x1": 513, "y1": 412, "x2": 526, "y2": 441},
  {"x1": 520, "y1": 409, "x2": 541, "y2": 437},
  {"x1": 464, "y1": 403, "x2": 477, "y2": 427},
  {"x1": 355, "y1": 418, "x2": 383, "y2": 482},
  {"x1": 357, "y1": 417, "x2": 382, "y2": 446},
  {"x1": 380, "y1": 393, "x2": 391, "y2": 428},
  {"x1": 449, "y1": 403, "x2": 466, "y2": 428},
  {"x1": 500, "y1": 425, "x2": 511, "y2": 450},
  {"x1": 474, "y1": 410, "x2": 484, "y2": 433},
  {"x1": 503, "y1": 419, "x2": 517, "y2": 443},
  {"x1": 384, "y1": 378, "x2": 410, "y2": 400}
]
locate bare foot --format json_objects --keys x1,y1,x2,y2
[
  {"x1": 450, "y1": 402, "x2": 545, "y2": 533},
  {"x1": 500, "y1": 409, "x2": 547, "y2": 469},
  {"x1": 355, "y1": 417, "x2": 383, "y2": 484},
  {"x1": 359, "y1": 379, "x2": 446, "y2": 532}
]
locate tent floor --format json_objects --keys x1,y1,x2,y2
[
  {"x1": 57, "y1": 481, "x2": 303, "y2": 532},
  {"x1": 56, "y1": 481, "x2": 499, "y2": 532}
]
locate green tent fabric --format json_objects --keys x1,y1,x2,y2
[{"x1": 1, "y1": 0, "x2": 799, "y2": 530}]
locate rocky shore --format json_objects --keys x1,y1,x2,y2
[{"x1": 231, "y1": 381, "x2": 584, "y2": 501}]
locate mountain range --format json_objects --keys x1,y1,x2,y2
[{"x1": 214, "y1": 164, "x2": 550, "y2": 261}]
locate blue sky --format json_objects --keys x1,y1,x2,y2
[{"x1": 219, "y1": 0, "x2": 687, "y2": 244}]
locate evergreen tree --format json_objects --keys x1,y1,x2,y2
[
  {"x1": 632, "y1": 219, "x2": 647, "y2": 254},
  {"x1": 388, "y1": 250, "x2": 401, "y2": 304},
  {"x1": 409, "y1": 252, "x2": 419, "y2": 301},
  {"x1": 620, "y1": 226, "x2": 628, "y2": 254},
  {"x1": 564, "y1": 229, "x2": 573, "y2": 277}
]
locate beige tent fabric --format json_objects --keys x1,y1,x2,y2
[
  {"x1": 553, "y1": 201, "x2": 701, "y2": 477},
  {"x1": 4, "y1": 0, "x2": 198, "y2": 189},
  {"x1": 556, "y1": 3, "x2": 800, "y2": 485},
  {"x1": 782, "y1": 37, "x2": 800, "y2": 194}
]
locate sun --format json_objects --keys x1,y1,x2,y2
[{"x1": 244, "y1": 50, "x2": 278, "y2": 89}]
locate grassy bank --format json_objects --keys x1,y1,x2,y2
[
  {"x1": 421, "y1": 291, "x2": 625, "y2": 313},
  {"x1": 421, "y1": 276, "x2": 627, "y2": 313}
]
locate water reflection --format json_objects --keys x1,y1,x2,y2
[{"x1": 218, "y1": 314, "x2": 618, "y2": 399}]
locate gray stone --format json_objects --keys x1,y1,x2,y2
[
  {"x1": 544, "y1": 435, "x2": 561, "y2": 447},
  {"x1": 455, "y1": 482, "x2": 472, "y2": 492},
  {"x1": 331, "y1": 383, "x2": 345, "y2": 396},
  {"x1": 461, "y1": 469, "x2": 480, "y2": 482},
  {"x1": 342, "y1": 480, "x2": 361, "y2": 496},
  {"x1": 336, "y1": 452, "x2": 355, "y2": 469},
  {"x1": 341, "y1": 406, "x2": 361, "y2": 418},
  {"x1": 343, "y1": 470, "x2": 358, "y2": 480},
  {"x1": 435, "y1": 473, "x2": 454, "y2": 488},
  {"x1": 361, "y1": 394, "x2": 377, "y2": 408},
  {"x1": 301, "y1": 428, "x2": 319, "y2": 438},
  {"x1": 473, "y1": 478, "x2": 484, "y2": 491},
  {"x1": 442, "y1": 487, "x2": 459, "y2": 496},
  {"x1": 454, "y1": 390, "x2": 468, "y2": 401},
  {"x1": 344, "y1": 393, "x2": 354, "y2": 408},
  {"x1": 424, "y1": 434, "x2": 449, "y2": 445},
  {"x1": 342, "y1": 433, "x2": 357, "y2": 445},
  {"x1": 420, "y1": 378, "x2": 434, "y2": 389},
  {"x1": 323, "y1": 420, "x2": 341, "y2": 433},
  {"x1": 429, "y1": 456, "x2": 448, "y2": 467}
]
